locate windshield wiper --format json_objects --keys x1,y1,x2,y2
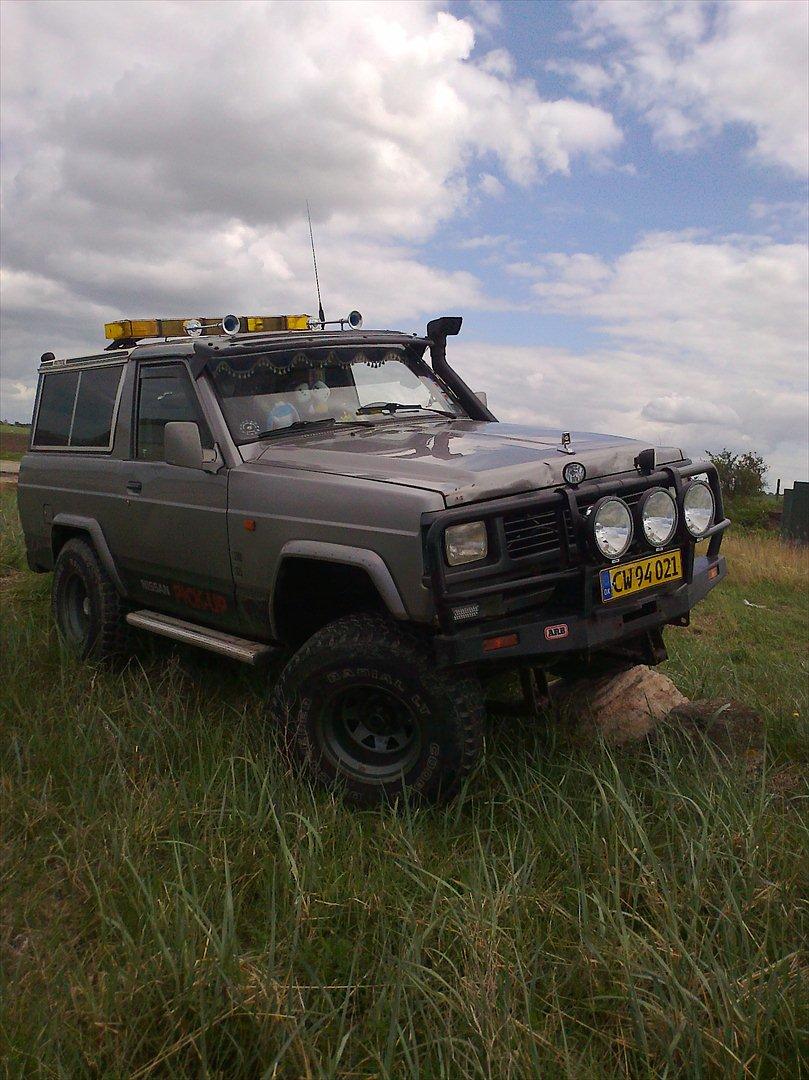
[
  {"x1": 356, "y1": 401, "x2": 456, "y2": 417},
  {"x1": 254, "y1": 417, "x2": 336, "y2": 439},
  {"x1": 252, "y1": 417, "x2": 350, "y2": 439}
]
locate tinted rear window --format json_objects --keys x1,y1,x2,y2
[
  {"x1": 70, "y1": 366, "x2": 123, "y2": 447},
  {"x1": 34, "y1": 370, "x2": 79, "y2": 446},
  {"x1": 33, "y1": 365, "x2": 123, "y2": 449}
]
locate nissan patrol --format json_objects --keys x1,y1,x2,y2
[{"x1": 17, "y1": 313, "x2": 729, "y2": 803}]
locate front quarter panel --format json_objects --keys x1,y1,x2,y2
[{"x1": 227, "y1": 464, "x2": 445, "y2": 637}]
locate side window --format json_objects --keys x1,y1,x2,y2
[
  {"x1": 70, "y1": 366, "x2": 124, "y2": 447},
  {"x1": 32, "y1": 365, "x2": 124, "y2": 449},
  {"x1": 33, "y1": 370, "x2": 80, "y2": 447},
  {"x1": 136, "y1": 364, "x2": 213, "y2": 461}
]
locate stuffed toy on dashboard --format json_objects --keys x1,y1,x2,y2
[
  {"x1": 267, "y1": 400, "x2": 300, "y2": 429},
  {"x1": 311, "y1": 380, "x2": 331, "y2": 415}
]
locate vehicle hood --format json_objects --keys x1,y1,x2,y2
[{"x1": 253, "y1": 420, "x2": 684, "y2": 506}]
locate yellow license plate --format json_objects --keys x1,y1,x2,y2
[{"x1": 600, "y1": 550, "x2": 683, "y2": 603}]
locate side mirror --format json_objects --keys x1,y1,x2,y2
[
  {"x1": 164, "y1": 422, "x2": 204, "y2": 469},
  {"x1": 475, "y1": 391, "x2": 488, "y2": 408}
]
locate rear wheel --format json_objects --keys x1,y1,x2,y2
[
  {"x1": 270, "y1": 614, "x2": 484, "y2": 805},
  {"x1": 52, "y1": 538, "x2": 128, "y2": 659}
]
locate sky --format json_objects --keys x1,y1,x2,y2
[{"x1": 1, "y1": 0, "x2": 807, "y2": 486}]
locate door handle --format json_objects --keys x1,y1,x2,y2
[{"x1": 126, "y1": 480, "x2": 142, "y2": 494}]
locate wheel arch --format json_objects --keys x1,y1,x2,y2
[
  {"x1": 51, "y1": 514, "x2": 126, "y2": 596},
  {"x1": 270, "y1": 541, "x2": 408, "y2": 647}
]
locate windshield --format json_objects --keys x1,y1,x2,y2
[{"x1": 209, "y1": 344, "x2": 466, "y2": 442}]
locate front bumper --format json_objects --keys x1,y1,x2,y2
[{"x1": 434, "y1": 553, "x2": 726, "y2": 667}]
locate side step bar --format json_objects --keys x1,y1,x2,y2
[{"x1": 126, "y1": 609, "x2": 275, "y2": 665}]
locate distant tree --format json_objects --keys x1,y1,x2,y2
[{"x1": 707, "y1": 449, "x2": 768, "y2": 499}]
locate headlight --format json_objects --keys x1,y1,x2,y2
[
  {"x1": 591, "y1": 497, "x2": 633, "y2": 560},
  {"x1": 683, "y1": 480, "x2": 715, "y2": 537},
  {"x1": 640, "y1": 488, "x2": 678, "y2": 548},
  {"x1": 445, "y1": 521, "x2": 488, "y2": 566}
]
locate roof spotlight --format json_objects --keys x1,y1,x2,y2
[
  {"x1": 347, "y1": 309, "x2": 363, "y2": 330},
  {"x1": 221, "y1": 314, "x2": 241, "y2": 335}
]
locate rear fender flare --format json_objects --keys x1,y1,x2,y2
[
  {"x1": 270, "y1": 540, "x2": 407, "y2": 638},
  {"x1": 51, "y1": 513, "x2": 126, "y2": 596}
]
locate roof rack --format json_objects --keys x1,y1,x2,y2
[
  {"x1": 104, "y1": 313, "x2": 312, "y2": 350},
  {"x1": 39, "y1": 350, "x2": 133, "y2": 369},
  {"x1": 37, "y1": 308, "x2": 442, "y2": 373},
  {"x1": 191, "y1": 328, "x2": 426, "y2": 360}
]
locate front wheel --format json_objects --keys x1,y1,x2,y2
[{"x1": 270, "y1": 615, "x2": 484, "y2": 805}]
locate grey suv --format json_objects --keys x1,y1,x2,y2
[{"x1": 17, "y1": 314, "x2": 729, "y2": 803}]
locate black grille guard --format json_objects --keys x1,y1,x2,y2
[{"x1": 423, "y1": 460, "x2": 730, "y2": 632}]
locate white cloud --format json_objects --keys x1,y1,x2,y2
[
  {"x1": 749, "y1": 200, "x2": 809, "y2": 241},
  {"x1": 487, "y1": 231, "x2": 809, "y2": 484},
  {"x1": 478, "y1": 173, "x2": 505, "y2": 197},
  {"x1": 640, "y1": 395, "x2": 740, "y2": 426},
  {"x1": 569, "y1": 0, "x2": 809, "y2": 175},
  {"x1": 449, "y1": 336, "x2": 807, "y2": 489},
  {"x1": 546, "y1": 59, "x2": 619, "y2": 97},
  {"x1": 468, "y1": 0, "x2": 502, "y2": 31},
  {"x1": 525, "y1": 233, "x2": 808, "y2": 384},
  {"x1": 1, "y1": 1, "x2": 620, "y2": 236},
  {"x1": 0, "y1": 0, "x2": 621, "y2": 411},
  {"x1": 456, "y1": 233, "x2": 511, "y2": 250}
]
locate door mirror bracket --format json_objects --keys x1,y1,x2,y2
[{"x1": 202, "y1": 443, "x2": 224, "y2": 473}]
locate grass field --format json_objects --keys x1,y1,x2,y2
[
  {"x1": 0, "y1": 424, "x2": 29, "y2": 463},
  {"x1": 1, "y1": 488, "x2": 807, "y2": 1077}
]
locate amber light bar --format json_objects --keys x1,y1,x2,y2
[{"x1": 104, "y1": 315, "x2": 310, "y2": 341}]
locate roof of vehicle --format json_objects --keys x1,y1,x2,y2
[{"x1": 38, "y1": 329, "x2": 431, "y2": 374}]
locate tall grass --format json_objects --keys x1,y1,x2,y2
[
  {"x1": 1, "y1": 490, "x2": 807, "y2": 1077},
  {"x1": 708, "y1": 531, "x2": 809, "y2": 589}
]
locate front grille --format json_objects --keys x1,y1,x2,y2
[
  {"x1": 502, "y1": 489, "x2": 650, "y2": 564},
  {"x1": 503, "y1": 506, "x2": 575, "y2": 562}
]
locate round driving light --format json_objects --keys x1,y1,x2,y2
[
  {"x1": 591, "y1": 497, "x2": 633, "y2": 560},
  {"x1": 640, "y1": 488, "x2": 678, "y2": 548},
  {"x1": 563, "y1": 461, "x2": 586, "y2": 485},
  {"x1": 683, "y1": 480, "x2": 715, "y2": 537}
]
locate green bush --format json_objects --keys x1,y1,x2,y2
[
  {"x1": 725, "y1": 496, "x2": 777, "y2": 531},
  {"x1": 707, "y1": 449, "x2": 767, "y2": 501}
]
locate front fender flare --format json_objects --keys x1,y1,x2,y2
[{"x1": 270, "y1": 540, "x2": 408, "y2": 638}]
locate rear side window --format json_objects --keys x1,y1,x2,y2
[
  {"x1": 71, "y1": 366, "x2": 124, "y2": 447},
  {"x1": 33, "y1": 370, "x2": 80, "y2": 446},
  {"x1": 136, "y1": 364, "x2": 213, "y2": 461},
  {"x1": 33, "y1": 365, "x2": 124, "y2": 450}
]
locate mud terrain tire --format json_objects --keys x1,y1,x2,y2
[
  {"x1": 270, "y1": 614, "x2": 484, "y2": 805},
  {"x1": 52, "y1": 538, "x2": 128, "y2": 659}
]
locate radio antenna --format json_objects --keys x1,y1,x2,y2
[{"x1": 306, "y1": 200, "x2": 325, "y2": 326}]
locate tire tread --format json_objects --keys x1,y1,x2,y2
[
  {"x1": 52, "y1": 538, "x2": 128, "y2": 658},
  {"x1": 270, "y1": 613, "x2": 484, "y2": 803}
]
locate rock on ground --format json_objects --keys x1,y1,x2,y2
[
  {"x1": 555, "y1": 665, "x2": 688, "y2": 745},
  {"x1": 553, "y1": 666, "x2": 772, "y2": 764}
]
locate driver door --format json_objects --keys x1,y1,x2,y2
[{"x1": 109, "y1": 360, "x2": 238, "y2": 628}]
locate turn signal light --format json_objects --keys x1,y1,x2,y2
[{"x1": 482, "y1": 633, "x2": 519, "y2": 653}]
